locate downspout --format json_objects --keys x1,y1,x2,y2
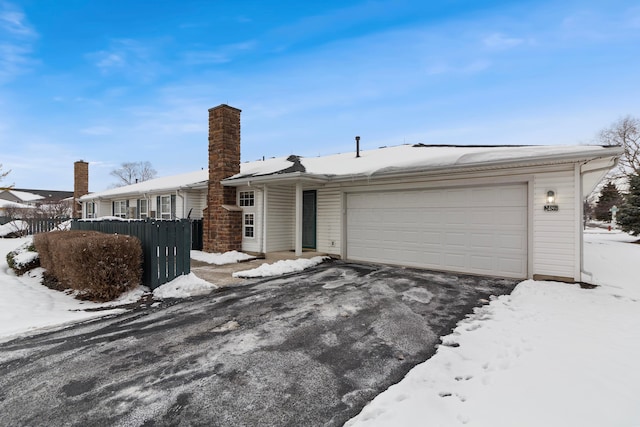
[
  {"x1": 579, "y1": 157, "x2": 620, "y2": 283},
  {"x1": 262, "y1": 185, "x2": 268, "y2": 255}
]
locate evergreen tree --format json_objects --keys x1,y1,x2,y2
[
  {"x1": 594, "y1": 182, "x2": 623, "y2": 222},
  {"x1": 617, "y1": 174, "x2": 640, "y2": 235}
]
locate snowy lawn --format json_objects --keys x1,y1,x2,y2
[
  {"x1": 0, "y1": 238, "x2": 219, "y2": 342},
  {"x1": 0, "y1": 238, "x2": 129, "y2": 342},
  {"x1": 346, "y1": 229, "x2": 640, "y2": 427}
]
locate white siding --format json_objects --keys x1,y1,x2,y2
[
  {"x1": 316, "y1": 186, "x2": 341, "y2": 255},
  {"x1": 265, "y1": 185, "x2": 295, "y2": 252},
  {"x1": 532, "y1": 169, "x2": 577, "y2": 279},
  {"x1": 184, "y1": 189, "x2": 206, "y2": 219},
  {"x1": 97, "y1": 201, "x2": 111, "y2": 218}
]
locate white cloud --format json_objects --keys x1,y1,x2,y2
[
  {"x1": 86, "y1": 39, "x2": 162, "y2": 82},
  {"x1": 0, "y1": 1, "x2": 38, "y2": 84},
  {"x1": 482, "y1": 32, "x2": 525, "y2": 50},
  {"x1": 183, "y1": 40, "x2": 256, "y2": 65},
  {"x1": 0, "y1": 2, "x2": 36, "y2": 37}
]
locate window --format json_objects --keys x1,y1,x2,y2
[
  {"x1": 138, "y1": 199, "x2": 148, "y2": 219},
  {"x1": 239, "y1": 191, "x2": 255, "y2": 207},
  {"x1": 244, "y1": 213, "x2": 254, "y2": 238},
  {"x1": 113, "y1": 200, "x2": 127, "y2": 218},
  {"x1": 160, "y1": 195, "x2": 172, "y2": 219},
  {"x1": 86, "y1": 202, "x2": 95, "y2": 218}
]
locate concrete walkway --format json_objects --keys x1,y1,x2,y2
[{"x1": 190, "y1": 250, "x2": 328, "y2": 287}]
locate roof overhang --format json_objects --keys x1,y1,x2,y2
[
  {"x1": 222, "y1": 172, "x2": 330, "y2": 187},
  {"x1": 222, "y1": 146, "x2": 624, "y2": 187}
]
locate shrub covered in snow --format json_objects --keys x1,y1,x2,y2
[
  {"x1": 34, "y1": 230, "x2": 143, "y2": 301},
  {"x1": 6, "y1": 241, "x2": 39, "y2": 276},
  {"x1": 0, "y1": 220, "x2": 29, "y2": 238}
]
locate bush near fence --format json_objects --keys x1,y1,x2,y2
[
  {"x1": 34, "y1": 230, "x2": 143, "y2": 301},
  {"x1": 72, "y1": 219, "x2": 191, "y2": 289}
]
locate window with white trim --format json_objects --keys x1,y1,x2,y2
[
  {"x1": 113, "y1": 200, "x2": 127, "y2": 218},
  {"x1": 160, "y1": 195, "x2": 172, "y2": 219},
  {"x1": 138, "y1": 199, "x2": 148, "y2": 219},
  {"x1": 244, "y1": 213, "x2": 255, "y2": 238},
  {"x1": 239, "y1": 191, "x2": 255, "y2": 207},
  {"x1": 86, "y1": 202, "x2": 95, "y2": 218}
]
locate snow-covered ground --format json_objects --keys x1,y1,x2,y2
[
  {"x1": 233, "y1": 256, "x2": 329, "y2": 278},
  {"x1": 190, "y1": 249, "x2": 255, "y2": 265},
  {"x1": 2, "y1": 231, "x2": 639, "y2": 425},
  {"x1": 0, "y1": 238, "x2": 328, "y2": 342},
  {"x1": 346, "y1": 229, "x2": 640, "y2": 427}
]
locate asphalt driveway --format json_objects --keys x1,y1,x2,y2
[{"x1": 0, "y1": 260, "x2": 518, "y2": 426}]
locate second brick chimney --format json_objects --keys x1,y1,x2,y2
[
  {"x1": 73, "y1": 160, "x2": 89, "y2": 219},
  {"x1": 203, "y1": 104, "x2": 243, "y2": 253}
]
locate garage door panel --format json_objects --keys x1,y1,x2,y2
[
  {"x1": 444, "y1": 252, "x2": 466, "y2": 268},
  {"x1": 347, "y1": 184, "x2": 527, "y2": 278},
  {"x1": 470, "y1": 233, "x2": 494, "y2": 249}
]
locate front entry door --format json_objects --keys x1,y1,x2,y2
[{"x1": 302, "y1": 190, "x2": 317, "y2": 249}]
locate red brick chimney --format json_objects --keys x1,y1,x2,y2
[
  {"x1": 73, "y1": 160, "x2": 89, "y2": 219},
  {"x1": 203, "y1": 104, "x2": 243, "y2": 253}
]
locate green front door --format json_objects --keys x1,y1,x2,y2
[{"x1": 302, "y1": 190, "x2": 317, "y2": 249}]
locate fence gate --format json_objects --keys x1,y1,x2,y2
[{"x1": 71, "y1": 219, "x2": 191, "y2": 289}]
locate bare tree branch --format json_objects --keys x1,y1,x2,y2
[
  {"x1": 0, "y1": 163, "x2": 12, "y2": 190},
  {"x1": 110, "y1": 161, "x2": 158, "y2": 187},
  {"x1": 598, "y1": 115, "x2": 640, "y2": 180}
]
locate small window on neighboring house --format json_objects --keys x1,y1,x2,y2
[
  {"x1": 239, "y1": 191, "x2": 255, "y2": 207},
  {"x1": 138, "y1": 199, "x2": 148, "y2": 219},
  {"x1": 113, "y1": 200, "x2": 128, "y2": 218},
  {"x1": 158, "y1": 195, "x2": 175, "y2": 219},
  {"x1": 244, "y1": 213, "x2": 254, "y2": 238},
  {"x1": 86, "y1": 202, "x2": 95, "y2": 218}
]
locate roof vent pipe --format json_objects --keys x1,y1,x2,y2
[{"x1": 355, "y1": 136, "x2": 361, "y2": 158}]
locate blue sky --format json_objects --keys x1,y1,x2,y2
[{"x1": 1, "y1": 0, "x2": 639, "y2": 191}]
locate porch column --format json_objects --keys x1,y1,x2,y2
[{"x1": 295, "y1": 182, "x2": 303, "y2": 256}]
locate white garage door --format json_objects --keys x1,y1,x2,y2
[{"x1": 346, "y1": 184, "x2": 528, "y2": 278}]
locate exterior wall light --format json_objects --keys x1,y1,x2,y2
[
  {"x1": 546, "y1": 190, "x2": 556, "y2": 204},
  {"x1": 543, "y1": 189, "x2": 559, "y2": 212}
]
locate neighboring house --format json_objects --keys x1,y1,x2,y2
[
  {"x1": 0, "y1": 188, "x2": 73, "y2": 220},
  {"x1": 0, "y1": 199, "x2": 35, "y2": 223},
  {"x1": 78, "y1": 104, "x2": 622, "y2": 283}
]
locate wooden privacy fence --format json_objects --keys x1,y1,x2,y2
[
  {"x1": 71, "y1": 219, "x2": 191, "y2": 289},
  {"x1": 28, "y1": 218, "x2": 69, "y2": 234}
]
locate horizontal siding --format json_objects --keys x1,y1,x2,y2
[
  {"x1": 185, "y1": 189, "x2": 206, "y2": 219},
  {"x1": 316, "y1": 186, "x2": 341, "y2": 255},
  {"x1": 265, "y1": 185, "x2": 294, "y2": 252},
  {"x1": 532, "y1": 169, "x2": 576, "y2": 278}
]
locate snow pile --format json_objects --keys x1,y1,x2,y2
[
  {"x1": 191, "y1": 250, "x2": 255, "y2": 265},
  {"x1": 0, "y1": 220, "x2": 29, "y2": 237},
  {"x1": 346, "y1": 230, "x2": 640, "y2": 427},
  {"x1": 233, "y1": 256, "x2": 329, "y2": 278},
  {"x1": 152, "y1": 273, "x2": 218, "y2": 299},
  {"x1": 0, "y1": 238, "x2": 126, "y2": 342},
  {"x1": 12, "y1": 250, "x2": 38, "y2": 268}
]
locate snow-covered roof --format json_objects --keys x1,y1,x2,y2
[
  {"x1": 225, "y1": 144, "x2": 623, "y2": 183},
  {"x1": 6, "y1": 190, "x2": 44, "y2": 202},
  {"x1": 80, "y1": 169, "x2": 208, "y2": 201},
  {"x1": 81, "y1": 144, "x2": 623, "y2": 200},
  {"x1": 0, "y1": 200, "x2": 34, "y2": 209}
]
